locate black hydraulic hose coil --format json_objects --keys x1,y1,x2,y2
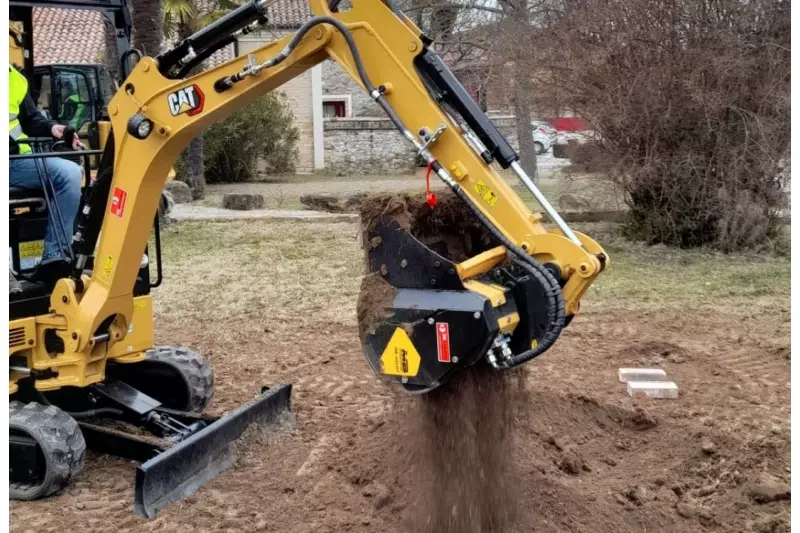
[{"x1": 448, "y1": 179, "x2": 566, "y2": 366}]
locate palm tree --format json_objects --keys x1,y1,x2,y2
[
  {"x1": 131, "y1": 0, "x2": 164, "y2": 58},
  {"x1": 163, "y1": 0, "x2": 237, "y2": 200}
]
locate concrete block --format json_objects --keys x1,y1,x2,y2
[
  {"x1": 627, "y1": 380, "x2": 679, "y2": 399},
  {"x1": 618, "y1": 368, "x2": 668, "y2": 383}
]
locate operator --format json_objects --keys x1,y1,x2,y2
[
  {"x1": 9, "y1": 65, "x2": 84, "y2": 280},
  {"x1": 60, "y1": 80, "x2": 88, "y2": 131}
]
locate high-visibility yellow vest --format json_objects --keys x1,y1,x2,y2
[{"x1": 9, "y1": 67, "x2": 31, "y2": 155}]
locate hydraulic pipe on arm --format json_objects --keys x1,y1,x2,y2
[{"x1": 49, "y1": 0, "x2": 607, "y2": 382}]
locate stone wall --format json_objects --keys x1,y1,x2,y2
[
  {"x1": 324, "y1": 118, "x2": 416, "y2": 174},
  {"x1": 321, "y1": 60, "x2": 381, "y2": 117},
  {"x1": 322, "y1": 115, "x2": 523, "y2": 174}
]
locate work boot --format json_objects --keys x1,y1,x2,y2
[
  {"x1": 33, "y1": 257, "x2": 73, "y2": 285},
  {"x1": 9, "y1": 269, "x2": 23, "y2": 295}
]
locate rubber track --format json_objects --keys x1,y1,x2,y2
[
  {"x1": 146, "y1": 346, "x2": 215, "y2": 412},
  {"x1": 10, "y1": 401, "x2": 86, "y2": 500}
]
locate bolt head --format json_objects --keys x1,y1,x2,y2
[
  {"x1": 61, "y1": 295, "x2": 68, "y2": 303},
  {"x1": 427, "y1": 318, "x2": 435, "y2": 325},
  {"x1": 71, "y1": 332, "x2": 78, "y2": 340},
  {"x1": 473, "y1": 312, "x2": 481, "y2": 319},
  {"x1": 452, "y1": 356, "x2": 459, "y2": 364}
]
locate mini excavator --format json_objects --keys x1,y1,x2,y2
[{"x1": 8, "y1": 0, "x2": 607, "y2": 517}]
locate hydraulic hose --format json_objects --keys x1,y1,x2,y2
[{"x1": 66, "y1": 408, "x2": 125, "y2": 419}]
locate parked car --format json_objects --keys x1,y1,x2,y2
[{"x1": 532, "y1": 120, "x2": 558, "y2": 154}]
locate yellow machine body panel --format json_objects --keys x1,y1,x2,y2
[{"x1": 8, "y1": 295, "x2": 153, "y2": 393}]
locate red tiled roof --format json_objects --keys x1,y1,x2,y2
[
  {"x1": 31, "y1": 0, "x2": 311, "y2": 67},
  {"x1": 33, "y1": 8, "x2": 105, "y2": 64},
  {"x1": 263, "y1": 0, "x2": 312, "y2": 28}
]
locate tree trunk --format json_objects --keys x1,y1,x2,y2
[
  {"x1": 131, "y1": 0, "x2": 163, "y2": 57},
  {"x1": 102, "y1": 16, "x2": 120, "y2": 82},
  {"x1": 185, "y1": 137, "x2": 205, "y2": 199},
  {"x1": 178, "y1": 22, "x2": 206, "y2": 200},
  {"x1": 513, "y1": 68, "x2": 537, "y2": 183}
]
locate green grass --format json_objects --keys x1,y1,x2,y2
[
  {"x1": 198, "y1": 194, "x2": 306, "y2": 210},
  {"x1": 154, "y1": 219, "x2": 790, "y2": 324},
  {"x1": 575, "y1": 223, "x2": 791, "y2": 312}
]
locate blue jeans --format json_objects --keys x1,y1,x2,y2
[{"x1": 10, "y1": 156, "x2": 82, "y2": 261}]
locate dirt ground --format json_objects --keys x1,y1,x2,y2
[{"x1": 10, "y1": 219, "x2": 790, "y2": 533}]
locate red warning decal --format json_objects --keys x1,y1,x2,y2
[
  {"x1": 110, "y1": 186, "x2": 127, "y2": 218},
  {"x1": 436, "y1": 322, "x2": 451, "y2": 363}
]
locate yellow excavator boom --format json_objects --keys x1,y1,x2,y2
[{"x1": 41, "y1": 0, "x2": 607, "y2": 391}]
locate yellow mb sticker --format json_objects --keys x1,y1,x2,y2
[
  {"x1": 474, "y1": 180, "x2": 498, "y2": 206},
  {"x1": 102, "y1": 255, "x2": 114, "y2": 278},
  {"x1": 379, "y1": 328, "x2": 421, "y2": 378}
]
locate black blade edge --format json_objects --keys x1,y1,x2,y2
[{"x1": 134, "y1": 383, "x2": 292, "y2": 518}]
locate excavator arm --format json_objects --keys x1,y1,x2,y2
[{"x1": 44, "y1": 0, "x2": 607, "y2": 393}]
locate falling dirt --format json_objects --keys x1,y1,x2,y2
[
  {"x1": 356, "y1": 192, "x2": 520, "y2": 532},
  {"x1": 412, "y1": 365, "x2": 522, "y2": 533}
]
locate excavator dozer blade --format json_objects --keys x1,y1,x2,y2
[{"x1": 134, "y1": 383, "x2": 292, "y2": 518}]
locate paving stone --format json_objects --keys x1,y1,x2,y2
[
  {"x1": 627, "y1": 380, "x2": 679, "y2": 399},
  {"x1": 618, "y1": 368, "x2": 667, "y2": 383}
]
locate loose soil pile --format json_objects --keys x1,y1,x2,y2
[{"x1": 358, "y1": 192, "x2": 497, "y2": 263}]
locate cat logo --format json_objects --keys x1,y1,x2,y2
[{"x1": 168, "y1": 84, "x2": 205, "y2": 116}]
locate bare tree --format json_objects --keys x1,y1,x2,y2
[
  {"x1": 399, "y1": 0, "x2": 541, "y2": 178},
  {"x1": 536, "y1": 0, "x2": 790, "y2": 249}
]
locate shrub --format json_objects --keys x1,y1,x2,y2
[
  {"x1": 176, "y1": 92, "x2": 299, "y2": 183},
  {"x1": 540, "y1": 0, "x2": 790, "y2": 250}
]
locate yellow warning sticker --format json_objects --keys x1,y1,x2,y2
[
  {"x1": 474, "y1": 180, "x2": 499, "y2": 206},
  {"x1": 379, "y1": 327, "x2": 422, "y2": 378},
  {"x1": 19, "y1": 240, "x2": 44, "y2": 259},
  {"x1": 19, "y1": 240, "x2": 44, "y2": 270},
  {"x1": 133, "y1": 298, "x2": 147, "y2": 310},
  {"x1": 102, "y1": 255, "x2": 113, "y2": 278}
]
